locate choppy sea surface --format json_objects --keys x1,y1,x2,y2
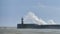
[{"x1": 0, "y1": 27, "x2": 60, "y2": 34}]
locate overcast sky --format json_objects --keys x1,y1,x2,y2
[{"x1": 0, "y1": 0, "x2": 60, "y2": 27}]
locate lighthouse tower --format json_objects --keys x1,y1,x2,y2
[{"x1": 21, "y1": 17, "x2": 24, "y2": 26}]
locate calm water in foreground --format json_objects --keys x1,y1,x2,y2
[{"x1": 0, "y1": 27, "x2": 60, "y2": 34}]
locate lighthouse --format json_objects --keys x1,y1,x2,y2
[{"x1": 21, "y1": 17, "x2": 24, "y2": 25}]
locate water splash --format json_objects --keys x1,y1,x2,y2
[
  {"x1": 24, "y1": 11, "x2": 47, "y2": 25},
  {"x1": 48, "y1": 20, "x2": 56, "y2": 24}
]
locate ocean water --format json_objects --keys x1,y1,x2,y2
[
  {"x1": 0, "y1": 27, "x2": 60, "y2": 34},
  {"x1": 19, "y1": 29, "x2": 60, "y2": 34}
]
